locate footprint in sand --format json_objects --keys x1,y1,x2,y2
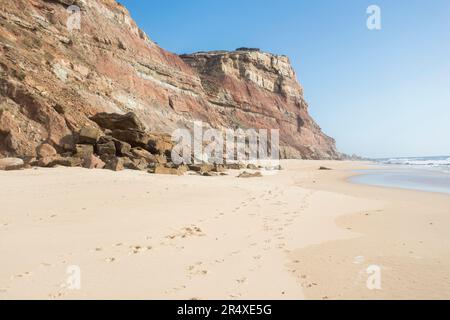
[
  {"x1": 104, "y1": 257, "x2": 116, "y2": 263},
  {"x1": 129, "y1": 245, "x2": 152, "y2": 254},
  {"x1": 49, "y1": 291, "x2": 66, "y2": 299},
  {"x1": 167, "y1": 225, "x2": 205, "y2": 240},
  {"x1": 187, "y1": 263, "x2": 209, "y2": 277},
  {"x1": 236, "y1": 277, "x2": 247, "y2": 284}
]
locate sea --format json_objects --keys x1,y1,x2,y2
[{"x1": 349, "y1": 156, "x2": 450, "y2": 195}]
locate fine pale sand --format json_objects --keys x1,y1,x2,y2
[{"x1": 0, "y1": 160, "x2": 449, "y2": 300}]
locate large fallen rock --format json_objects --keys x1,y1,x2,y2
[
  {"x1": 91, "y1": 112, "x2": 146, "y2": 131},
  {"x1": 78, "y1": 127, "x2": 102, "y2": 145},
  {"x1": 111, "y1": 129, "x2": 150, "y2": 149},
  {"x1": 0, "y1": 157, "x2": 24, "y2": 170}
]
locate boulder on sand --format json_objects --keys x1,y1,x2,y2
[
  {"x1": 188, "y1": 164, "x2": 214, "y2": 174},
  {"x1": 0, "y1": 158, "x2": 24, "y2": 171},
  {"x1": 151, "y1": 164, "x2": 186, "y2": 176},
  {"x1": 237, "y1": 171, "x2": 262, "y2": 178},
  {"x1": 83, "y1": 154, "x2": 105, "y2": 169},
  {"x1": 46, "y1": 156, "x2": 82, "y2": 168},
  {"x1": 104, "y1": 156, "x2": 124, "y2": 171}
]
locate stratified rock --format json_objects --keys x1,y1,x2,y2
[
  {"x1": 91, "y1": 112, "x2": 145, "y2": 131},
  {"x1": 78, "y1": 127, "x2": 102, "y2": 145},
  {"x1": 0, "y1": 157, "x2": 24, "y2": 170},
  {"x1": 37, "y1": 143, "x2": 57, "y2": 159},
  {"x1": 104, "y1": 157, "x2": 124, "y2": 171},
  {"x1": 83, "y1": 154, "x2": 105, "y2": 169},
  {"x1": 180, "y1": 49, "x2": 340, "y2": 159}
]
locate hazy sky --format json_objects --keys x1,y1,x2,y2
[{"x1": 119, "y1": 0, "x2": 450, "y2": 158}]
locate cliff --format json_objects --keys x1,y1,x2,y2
[{"x1": 0, "y1": 0, "x2": 339, "y2": 160}]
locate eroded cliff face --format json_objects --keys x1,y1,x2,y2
[
  {"x1": 0, "y1": 0, "x2": 339, "y2": 160},
  {"x1": 180, "y1": 50, "x2": 339, "y2": 159}
]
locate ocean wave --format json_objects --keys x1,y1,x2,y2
[{"x1": 379, "y1": 157, "x2": 450, "y2": 173}]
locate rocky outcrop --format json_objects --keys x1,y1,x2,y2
[{"x1": 0, "y1": 0, "x2": 339, "y2": 161}]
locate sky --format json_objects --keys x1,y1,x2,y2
[{"x1": 118, "y1": 0, "x2": 450, "y2": 158}]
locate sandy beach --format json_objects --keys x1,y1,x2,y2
[{"x1": 1, "y1": 160, "x2": 449, "y2": 300}]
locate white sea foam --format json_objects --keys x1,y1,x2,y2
[
  {"x1": 379, "y1": 156, "x2": 450, "y2": 173},
  {"x1": 381, "y1": 157, "x2": 450, "y2": 166}
]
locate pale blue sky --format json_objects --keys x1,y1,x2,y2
[{"x1": 119, "y1": 0, "x2": 450, "y2": 158}]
